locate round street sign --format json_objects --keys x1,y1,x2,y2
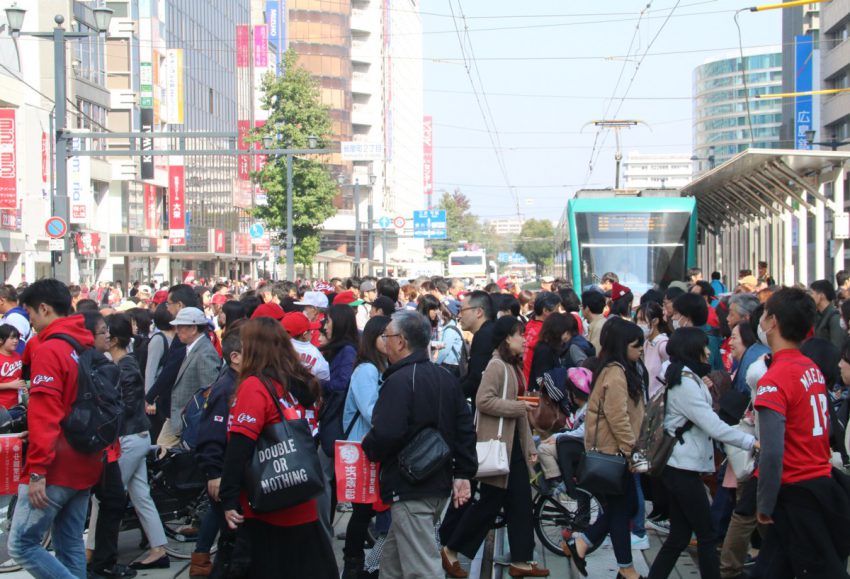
[
  {"x1": 378, "y1": 216, "x2": 391, "y2": 229},
  {"x1": 45, "y1": 216, "x2": 68, "y2": 239},
  {"x1": 392, "y1": 216, "x2": 406, "y2": 229},
  {"x1": 249, "y1": 223, "x2": 265, "y2": 239}
]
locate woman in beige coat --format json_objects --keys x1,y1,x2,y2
[
  {"x1": 441, "y1": 316, "x2": 549, "y2": 578},
  {"x1": 563, "y1": 317, "x2": 648, "y2": 579}
]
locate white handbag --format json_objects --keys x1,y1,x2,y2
[
  {"x1": 725, "y1": 417, "x2": 756, "y2": 482},
  {"x1": 475, "y1": 360, "x2": 511, "y2": 478}
]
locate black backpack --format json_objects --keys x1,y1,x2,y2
[{"x1": 45, "y1": 334, "x2": 124, "y2": 454}]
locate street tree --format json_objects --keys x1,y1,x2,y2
[
  {"x1": 516, "y1": 219, "x2": 555, "y2": 278},
  {"x1": 253, "y1": 50, "x2": 338, "y2": 267},
  {"x1": 432, "y1": 189, "x2": 482, "y2": 261}
]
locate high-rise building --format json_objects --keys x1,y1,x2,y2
[
  {"x1": 622, "y1": 152, "x2": 692, "y2": 190},
  {"x1": 692, "y1": 48, "x2": 783, "y2": 171},
  {"x1": 819, "y1": 1, "x2": 850, "y2": 147}
]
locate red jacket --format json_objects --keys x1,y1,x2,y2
[
  {"x1": 22, "y1": 315, "x2": 104, "y2": 489},
  {"x1": 522, "y1": 318, "x2": 544, "y2": 384}
]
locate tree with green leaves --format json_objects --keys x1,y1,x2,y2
[
  {"x1": 516, "y1": 219, "x2": 555, "y2": 278},
  {"x1": 252, "y1": 50, "x2": 337, "y2": 267},
  {"x1": 432, "y1": 189, "x2": 482, "y2": 261}
]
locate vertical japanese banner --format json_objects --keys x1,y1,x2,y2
[
  {"x1": 795, "y1": 35, "x2": 814, "y2": 151},
  {"x1": 236, "y1": 25, "x2": 250, "y2": 68},
  {"x1": 237, "y1": 120, "x2": 251, "y2": 181},
  {"x1": 423, "y1": 116, "x2": 433, "y2": 203},
  {"x1": 254, "y1": 25, "x2": 268, "y2": 68},
  {"x1": 140, "y1": 108, "x2": 154, "y2": 179},
  {"x1": 165, "y1": 49, "x2": 184, "y2": 124},
  {"x1": 168, "y1": 159, "x2": 185, "y2": 246},
  {"x1": 267, "y1": 0, "x2": 280, "y2": 70},
  {"x1": 144, "y1": 184, "x2": 157, "y2": 234},
  {"x1": 384, "y1": 0, "x2": 393, "y2": 162},
  {"x1": 0, "y1": 109, "x2": 16, "y2": 210},
  {"x1": 68, "y1": 139, "x2": 91, "y2": 224},
  {"x1": 254, "y1": 120, "x2": 268, "y2": 206},
  {"x1": 41, "y1": 131, "x2": 47, "y2": 186}
]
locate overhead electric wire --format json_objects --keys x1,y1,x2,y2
[{"x1": 734, "y1": 9, "x2": 756, "y2": 144}]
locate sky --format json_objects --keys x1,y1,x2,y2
[{"x1": 421, "y1": 0, "x2": 782, "y2": 222}]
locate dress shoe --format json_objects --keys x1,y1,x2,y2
[
  {"x1": 508, "y1": 562, "x2": 550, "y2": 577},
  {"x1": 88, "y1": 564, "x2": 137, "y2": 579},
  {"x1": 130, "y1": 555, "x2": 170, "y2": 570},
  {"x1": 440, "y1": 547, "x2": 469, "y2": 578}
]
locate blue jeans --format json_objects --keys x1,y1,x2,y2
[
  {"x1": 8, "y1": 483, "x2": 90, "y2": 579},
  {"x1": 631, "y1": 474, "x2": 646, "y2": 537}
]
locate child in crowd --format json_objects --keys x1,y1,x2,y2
[{"x1": 0, "y1": 324, "x2": 24, "y2": 410}]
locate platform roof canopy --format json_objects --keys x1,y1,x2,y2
[{"x1": 680, "y1": 149, "x2": 850, "y2": 232}]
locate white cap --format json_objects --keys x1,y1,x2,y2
[
  {"x1": 169, "y1": 307, "x2": 208, "y2": 326},
  {"x1": 138, "y1": 285, "x2": 152, "y2": 296},
  {"x1": 293, "y1": 291, "x2": 329, "y2": 309}
]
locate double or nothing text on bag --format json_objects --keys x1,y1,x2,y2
[{"x1": 258, "y1": 438, "x2": 309, "y2": 493}]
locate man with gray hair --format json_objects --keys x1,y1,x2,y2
[
  {"x1": 362, "y1": 310, "x2": 477, "y2": 579},
  {"x1": 727, "y1": 293, "x2": 760, "y2": 330}
]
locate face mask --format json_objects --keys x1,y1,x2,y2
[
  {"x1": 842, "y1": 318, "x2": 848, "y2": 332},
  {"x1": 638, "y1": 324, "x2": 651, "y2": 338},
  {"x1": 757, "y1": 322, "x2": 769, "y2": 346},
  {"x1": 672, "y1": 318, "x2": 681, "y2": 330}
]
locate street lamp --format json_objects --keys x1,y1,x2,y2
[
  {"x1": 367, "y1": 173, "x2": 377, "y2": 275},
  {"x1": 690, "y1": 145, "x2": 716, "y2": 172},
  {"x1": 805, "y1": 130, "x2": 850, "y2": 151},
  {"x1": 4, "y1": 4, "x2": 113, "y2": 283}
]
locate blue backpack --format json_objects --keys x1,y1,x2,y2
[{"x1": 180, "y1": 385, "x2": 211, "y2": 450}]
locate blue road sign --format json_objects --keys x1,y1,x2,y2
[
  {"x1": 378, "y1": 216, "x2": 391, "y2": 229},
  {"x1": 249, "y1": 223, "x2": 265, "y2": 239},
  {"x1": 413, "y1": 210, "x2": 447, "y2": 239}
]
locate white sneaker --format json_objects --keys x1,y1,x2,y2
[
  {"x1": 631, "y1": 533, "x2": 650, "y2": 550},
  {"x1": 646, "y1": 518, "x2": 671, "y2": 534}
]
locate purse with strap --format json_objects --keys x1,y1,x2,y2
[
  {"x1": 576, "y1": 385, "x2": 629, "y2": 496},
  {"x1": 243, "y1": 377, "x2": 324, "y2": 514},
  {"x1": 397, "y1": 363, "x2": 452, "y2": 484},
  {"x1": 475, "y1": 359, "x2": 511, "y2": 478}
]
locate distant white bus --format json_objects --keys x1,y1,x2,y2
[{"x1": 447, "y1": 250, "x2": 487, "y2": 284}]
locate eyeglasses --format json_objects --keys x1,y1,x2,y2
[{"x1": 381, "y1": 333, "x2": 400, "y2": 341}]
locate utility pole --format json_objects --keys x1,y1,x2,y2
[{"x1": 585, "y1": 120, "x2": 647, "y2": 189}]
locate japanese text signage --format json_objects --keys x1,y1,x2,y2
[
  {"x1": 341, "y1": 141, "x2": 384, "y2": 161},
  {"x1": 413, "y1": 210, "x2": 447, "y2": 239},
  {"x1": 423, "y1": 116, "x2": 433, "y2": 198},
  {"x1": 168, "y1": 161, "x2": 185, "y2": 246},
  {"x1": 0, "y1": 110, "x2": 16, "y2": 210},
  {"x1": 68, "y1": 139, "x2": 91, "y2": 224},
  {"x1": 795, "y1": 35, "x2": 814, "y2": 150}
]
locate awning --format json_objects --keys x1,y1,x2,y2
[{"x1": 681, "y1": 149, "x2": 850, "y2": 231}]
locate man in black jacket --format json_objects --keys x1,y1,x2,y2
[
  {"x1": 189, "y1": 329, "x2": 241, "y2": 576},
  {"x1": 458, "y1": 290, "x2": 496, "y2": 402},
  {"x1": 362, "y1": 310, "x2": 477, "y2": 579}
]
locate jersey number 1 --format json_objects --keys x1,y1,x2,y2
[{"x1": 810, "y1": 393, "x2": 829, "y2": 437}]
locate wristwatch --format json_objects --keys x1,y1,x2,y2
[{"x1": 29, "y1": 473, "x2": 45, "y2": 483}]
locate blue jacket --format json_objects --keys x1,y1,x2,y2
[
  {"x1": 342, "y1": 362, "x2": 382, "y2": 442},
  {"x1": 711, "y1": 280, "x2": 727, "y2": 296},
  {"x1": 194, "y1": 366, "x2": 237, "y2": 480},
  {"x1": 437, "y1": 321, "x2": 464, "y2": 366},
  {"x1": 700, "y1": 324, "x2": 724, "y2": 371}
]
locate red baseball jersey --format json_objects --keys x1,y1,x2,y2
[{"x1": 754, "y1": 349, "x2": 832, "y2": 485}]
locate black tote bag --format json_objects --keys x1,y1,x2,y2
[
  {"x1": 243, "y1": 378, "x2": 324, "y2": 514},
  {"x1": 576, "y1": 385, "x2": 629, "y2": 496}
]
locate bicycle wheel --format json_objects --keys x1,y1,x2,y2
[
  {"x1": 533, "y1": 489, "x2": 601, "y2": 556},
  {"x1": 0, "y1": 495, "x2": 52, "y2": 573},
  {"x1": 161, "y1": 495, "x2": 218, "y2": 559}
]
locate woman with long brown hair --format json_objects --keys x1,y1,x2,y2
[{"x1": 219, "y1": 317, "x2": 337, "y2": 578}]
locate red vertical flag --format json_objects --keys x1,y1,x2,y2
[
  {"x1": 168, "y1": 164, "x2": 185, "y2": 246},
  {"x1": 0, "y1": 109, "x2": 17, "y2": 210}
]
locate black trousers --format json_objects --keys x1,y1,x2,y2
[
  {"x1": 444, "y1": 434, "x2": 534, "y2": 562},
  {"x1": 90, "y1": 461, "x2": 127, "y2": 572},
  {"x1": 648, "y1": 466, "x2": 719, "y2": 579},
  {"x1": 555, "y1": 437, "x2": 584, "y2": 494},
  {"x1": 343, "y1": 502, "x2": 376, "y2": 559}
]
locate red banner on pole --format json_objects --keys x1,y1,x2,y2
[
  {"x1": 334, "y1": 441, "x2": 381, "y2": 504},
  {"x1": 168, "y1": 164, "x2": 185, "y2": 246},
  {"x1": 0, "y1": 435, "x2": 23, "y2": 495},
  {"x1": 237, "y1": 120, "x2": 251, "y2": 181},
  {"x1": 144, "y1": 184, "x2": 157, "y2": 233},
  {"x1": 254, "y1": 25, "x2": 268, "y2": 68},
  {"x1": 423, "y1": 116, "x2": 433, "y2": 201},
  {"x1": 0, "y1": 109, "x2": 17, "y2": 210},
  {"x1": 236, "y1": 25, "x2": 250, "y2": 68}
]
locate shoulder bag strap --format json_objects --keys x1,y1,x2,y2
[
  {"x1": 258, "y1": 375, "x2": 286, "y2": 423},
  {"x1": 496, "y1": 359, "x2": 509, "y2": 440}
]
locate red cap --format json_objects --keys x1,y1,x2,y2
[
  {"x1": 332, "y1": 290, "x2": 364, "y2": 306},
  {"x1": 281, "y1": 312, "x2": 310, "y2": 337},
  {"x1": 611, "y1": 282, "x2": 632, "y2": 301},
  {"x1": 251, "y1": 302, "x2": 285, "y2": 321},
  {"x1": 152, "y1": 290, "x2": 168, "y2": 305},
  {"x1": 211, "y1": 293, "x2": 229, "y2": 306}
]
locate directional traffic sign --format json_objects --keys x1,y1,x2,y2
[
  {"x1": 249, "y1": 223, "x2": 265, "y2": 239},
  {"x1": 413, "y1": 210, "x2": 447, "y2": 239},
  {"x1": 392, "y1": 216, "x2": 406, "y2": 229},
  {"x1": 378, "y1": 216, "x2": 392, "y2": 229},
  {"x1": 45, "y1": 217, "x2": 68, "y2": 239}
]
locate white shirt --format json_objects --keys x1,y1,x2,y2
[{"x1": 291, "y1": 338, "x2": 331, "y2": 382}]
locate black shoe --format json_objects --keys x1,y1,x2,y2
[
  {"x1": 342, "y1": 555, "x2": 364, "y2": 579},
  {"x1": 89, "y1": 564, "x2": 138, "y2": 578},
  {"x1": 129, "y1": 555, "x2": 170, "y2": 570},
  {"x1": 562, "y1": 540, "x2": 587, "y2": 577}
]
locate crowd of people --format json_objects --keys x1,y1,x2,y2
[{"x1": 0, "y1": 262, "x2": 848, "y2": 578}]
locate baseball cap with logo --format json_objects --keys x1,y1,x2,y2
[
  {"x1": 294, "y1": 291, "x2": 329, "y2": 309},
  {"x1": 169, "y1": 307, "x2": 208, "y2": 326},
  {"x1": 611, "y1": 282, "x2": 632, "y2": 301},
  {"x1": 282, "y1": 312, "x2": 311, "y2": 338},
  {"x1": 138, "y1": 285, "x2": 152, "y2": 297},
  {"x1": 152, "y1": 290, "x2": 169, "y2": 305},
  {"x1": 333, "y1": 290, "x2": 364, "y2": 307},
  {"x1": 211, "y1": 293, "x2": 229, "y2": 306}
]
